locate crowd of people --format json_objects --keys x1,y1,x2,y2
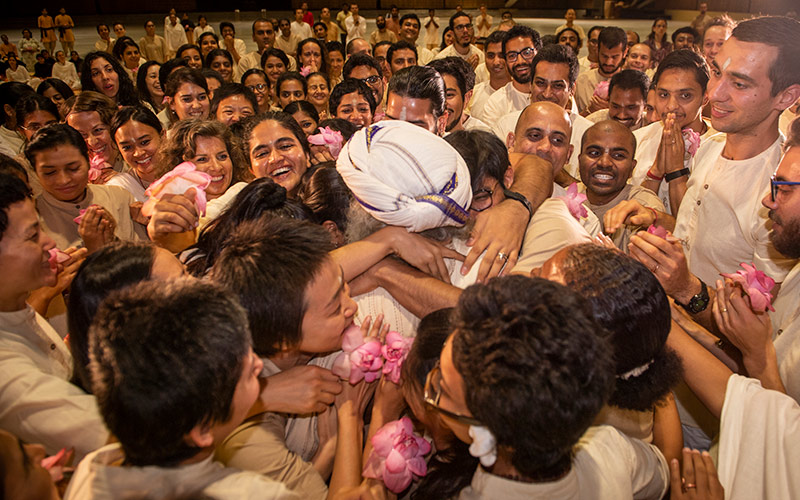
[{"x1": 0, "y1": 3, "x2": 799, "y2": 499}]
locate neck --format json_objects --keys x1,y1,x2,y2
[
  {"x1": 269, "y1": 350, "x2": 312, "y2": 371},
  {"x1": 0, "y1": 292, "x2": 29, "y2": 312},
  {"x1": 586, "y1": 188, "x2": 622, "y2": 206},
  {"x1": 490, "y1": 73, "x2": 511, "y2": 89},
  {"x1": 512, "y1": 80, "x2": 531, "y2": 94},
  {"x1": 454, "y1": 43, "x2": 469, "y2": 55},
  {"x1": 685, "y1": 115, "x2": 707, "y2": 135},
  {"x1": 722, "y1": 119, "x2": 780, "y2": 161},
  {"x1": 588, "y1": 53, "x2": 598, "y2": 63}
]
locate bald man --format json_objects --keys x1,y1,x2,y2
[{"x1": 579, "y1": 120, "x2": 665, "y2": 251}]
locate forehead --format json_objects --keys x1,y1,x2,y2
[
  {"x1": 599, "y1": 43, "x2": 625, "y2": 54},
  {"x1": 386, "y1": 93, "x2": 435, "y2": 117},
  {"x1": 253, "y1": 120, "x2": 298, "y2": 144},
  {"x1": 338, "y1": 91, "x2": 369, "y2": 106},
  {"x1": 403, "y1": 19, "x2": 419, "y2": 28},
  {"x1": 583, "y1": 125, "x2": 634, "y2": 151},
  {"x1": 33, "y1": 143, "x2": 86, "y2": 167},
  {"x1": 392, "y1": 48, "x2": 415, "y2": 60},
  {"x1": 716, "y1": 37, "x2": 777, "y2": 80},
  {"x1": 777, "y1": 147, "x2": 800, "y2": 179},
  {"x1": 630, "y1": 44, "x2": 651, "y2": 56},
  {"x1": 505, "y1": 36, "x2": 534, "y2": 50},
  {"x1": 657, "y1": 67, "x2": 702, "y2": 90},
  {"x1": 520, "y1": 110, "x2": 570, "y2": 135},
  {"x1": 486, "y1": 42, "x2": 503, "y2": 52},
  {"x1": 280, "y1": 80, "x2": 304, "y2": 91},
  {"x1": 349, "y1": 65, "x2": 378, "y2": 78},
  {"x1": 533, "y1": 60, "x2": 569, "y2": 79},
  {"x1": 610, "y1": 86, "x2": 645, "y2": 102}
]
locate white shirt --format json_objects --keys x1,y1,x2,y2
[
  {"x1": 290, "y1": 21, "x2": 313, "y2": 41},
  {"x1": 193, "y1": 24, "x2": 214, "y2": 41},
  {"x1": 0, "y1": 306, "x2": 108, "y2": 460},
  {"x1": 164, "y1": 21, "x2": 187, "y2": 54},
  {"x1": 468, "y1": 80, "x2": 498, "y2": 119},
  {"x1": 344, "y1": 15, "x2": 367, "y2": 44},
  {"x1": 52, "y1": 61, "x2": 80, "y2": 88},
  {"x1": 105, "y1": 171, "x2": 149, "y2": 202},
  {"x1": 475, "y1": 14, "x2": 493, "y2": 38},
  {"x1": 275, "y1": 34, "x2": 301, "y2": 56},
  {"x1": 433, "y1": 43, "x2": 485, "y2": 66},
  {"x1": 462, "y1": 115, "x2": 492, "y2": 133},
  {"x1": 770, "y1": 263, "x2": 800, "y2": 403},
  {"x1": 718, "y1": 374, "x2": 800, "y2": 500},
  {"x1": 474, "y1": 62, "x2": 489, "y2": 85},
  {"x1": 220, "y1": 37, "x2": 247, "y2": 58},
  {"x1": 458, "y1": 426, "x2": 668, "y2": 500},
  {"x1": 423, "y1": 16, "x2": 440, "y2": 45},
  {"x1": 674, "y1": 134, "x2": 796, "y2": 286},
  {"x1": 476, "y1": 81, "x2": 529, "y2": 126},
  {"x1": 0, "y1": 125, "x2": 24, "y2": 158}
]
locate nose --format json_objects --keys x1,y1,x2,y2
[
  {"x1": 706, "y1": 73, "x2": 725, "y2": 104},
  {"x1": 597, "y1": 152, "x2": 614, "y2": 167},
  {"x1": 762, "y1": 191, "x2": 777, "y2": 210},
  {"x1": 268, "y1": 147, "x2": 282, "y2": 164},
  {"x1": 536, "y1": 138, "x2": 552, "y2": 155}
]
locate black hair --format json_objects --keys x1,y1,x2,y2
[
  {"x1": 647, "y1": 17, "x2": 668, "y2": 44},
  {"x1": 530, "y1": 43, "x2": 579, "y2": 87},
  {"x1": 209, "y1": 83, "x2": 258, "y2": 117},
  {"x1": 652, "y1": 48, "x2": 710, "y2": 93},
  {"x1": 25, "y1": 123, "x2": 88, "y2": 167},
  {"x1": 427, "y1": 56, "x2": 474, "y2": 97},
  {"x1": 299, "y1": 165, "x2": 352, "y2": 232},
  {"x1": 445, "y1": 129, "x2": 509, "y2": 193},
  {"x1": 297, "y1": 38, "x2": 328, "y2": 74},
  {"x1": 326, "y1": 41, "x2": 345, "y2": 60},
  {"x1": 89, "y1": 279, "x2": 252, "y2": 466},
  {"x1": 448, "y1": 11, "x2": 471, "y2": 30},
  {"x1": 671, "y1": 26, "x2": 699, "y2": 44},
  {"x1": 599, "y1": 26, "x2": 627, "y2": 50},
  {"x1": 67, "y1": 241, "x2": 156, "y2": 392},
  {"x1": 219, "y1": 21, "x2": 235, "y2": 34},
  {"x1": 241, "y1": 68, "x2": 269, "y2": 86},
  {"x1": 330, "y1": 78, "x2": 377, "y2": 116},
  {"x1": 317, "y1": 117, "x2": 357, "y2": 142},
  {"x1": 204, "y1": 48, "x2": 233, "y2": 72},
  {"x1": 453, "y1": 276, "x2": 614, "y2": 480},
  {"x1": 387, "y1": 65, "x2": 446, "y2": 119},
  {"x1": 15, "y1": 94, "x2": 60, "y2": 131},
  {"x1": 187, "y1": 178, "x2": 314, "y2": 276},
  {"x1": 561, "y1": 244, "x2": 682, "y2": 411},
  {"x1": 501, "y1": 25, "x2": 542, "y2": 54},
  {"x1": 0, "y1": 154, "x2": 29, "y2": 184},
  {"x1": 313, "y1": 21, "x2": 327, "y2": 32},
  {"x1": 261, "y1": 47, "x2": 290, "y2": 70},
  {"x1": 587, "y1": 25, "x2": 605, "y2": 39},
  {"x1": 0, "y1": 82, "x2": 36, "y2": 125},
  {"x1": 556, "y1": 27, "x2": 583, "y2": 52},
  {"x1": 36, "y1": 78, "x2": 75, "y2": 106},
  {"x1": 176, "y1": 43, "x2": 202, "y2": 62},
  {"x1": 201, "y1": 68, "x2": 225, "y2": 89},
  {"x1": 387, "y1": 40, "x2": 418, "y2": 67},
  {"x1": 111, "y1": 36, "x2": 140, "y2": 64},
  {"x1": 197, "y1": 31, "x2": 219, "y2": 50},
  {"x1": 211, "y1": 217, "x2": 333, "y2": 356},
  {"x1": 284, "y1": 100, "x2": 320, "y2": 124},
  {"x1": 238, "y1": 111, "x2": 312, "y2": 166},
  {"x1": 608, "y1": 69, "x2": 650, "y2": 101},
  {"x1": 80, "y1": 51, "x2": 140, "y2": 106},
  {"x1": 440, "y1": 27, "x2": 453, "y2": 51},
  {"x1": 731, "y1": 16, "x2": 800, "y2": 96},
  {"x1": 343, "y1": 53, "x2": 383, "y2": 79},
  {"x1": 136, "y1": 61, "x2": 163, "y2": 111},
  {"x1": 158, "y1": 57, "x2": 189, "y2": 90},
  {"x1": 399, "y1": 13, "x2": 420, "y2": 29},
  {"x1": 110, "y1": 106, "x2": 162, "y2": 142},
  {"x1": 96, "y1": 24, "x2": 109, "y2": 34},
  {"x1": 484, "y1": 29, "x2": 506, "y2": 48},
  {"x1": 276, "y1": 71, "x2": 308, "y2": 97},
  {"x1": 164, "y1": 67, "x2": 208, "y2": 98},
  {"x1": 0, "y1": 172, "x2": 32, "y2": 244}
]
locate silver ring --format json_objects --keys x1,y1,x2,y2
[
  {"x1": 722, "y1": 308, "x2": 728, "y2": 313},
  {"x1": 497, "y1": 251, "x2": 509, "y2": 261},
  {"x1": 651, "y1": 264, "x2": 660, "y2": 273}
]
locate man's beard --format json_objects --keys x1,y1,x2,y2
[{"x1": 769, "y1": 210, "x2": 800, "y2": 259}]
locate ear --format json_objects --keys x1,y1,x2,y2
[
  {"x1": 187, "y1": 422, "x2": 215, "y2": 449},
  {"x1": 566, "y1": 144, "x2": 574, "y2": 163},
  {"x1": 463, "y1": 89, "x2": 473, "y2": 107},
  {"x1": 503, "y1": 166, "x2": 514, "y2": 188},
  {"x1": 437, "y1": 111, "x2": 448, "y2": 136},
  {"x1": 3, "y1": 103, "x2": 14, "y2": 120},
  {"x1": 506, "y1": 131, "x2": 515, "y2": 151},
  {"x1": 322, "y1": 220, "x2": 345, "y2": 247},
  {"x1": 776, "y1": 84, "x2": 800, "y2": 113}
]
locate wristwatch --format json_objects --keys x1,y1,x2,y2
[
  {"x1": 665, "y1": 168, "x2": 690, "y2": 183},
  {"x1": 675, "y1": 280, "x2": 709, "y2": 314},
  {"x1": 503, "y1": 189, "x2": 533, "y2": 220}
]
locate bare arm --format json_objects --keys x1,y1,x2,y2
[{"x1": 651, "y1": 393, "x2": 683, "y2": 467}]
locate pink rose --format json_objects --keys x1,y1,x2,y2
[
  {"x1": 72, "y1": 204, "x2": 99, "y2": 225},
  {"x1": 299, "y1": 65, "x2": 312, "y2": 77},
  {"x1": 141, "y1": 162, "x2": 211, "y2": 218},
  {"x1": 381, "y1": 332, "x2": 414, "y2": 384},
  {"x1": 88, "y1": 155, "x2": 112, "y2": 183},
  {"x1": 332, "y1": 324, "x2": 384, "y2": 384},
  {"x1": 557, "y1": 183, "x2": 588, "y2": 220},
  {"x1": 41, "y1": 447, "x2": 73, "y2": 482},
  {"x1": 647, "y1": 224, "x2": 669, "y2": 239},
  {"x1": 363, "y1": 416, "x2": 431, "y2": 493},
  {"x1": 682, "y1": 128, "x2": 701, "y2": 158},
  {"x1": 308, "y1": 126, "x2": 345, "y2": 159},
  {"x1": 48, "y1": 248, "x2": 70, "y2": 272},
  {"x1": 593, "y1": 80, "x2": 609, "y2": 100},
  {"x1": 721, "y1": 262, "x2": 776, "y2": 312}
]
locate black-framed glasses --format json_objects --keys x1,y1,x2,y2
[
  {"x1": 247, "y1": 83, "x2": 268, "y2": 92},
  {"x1": 470, "y1": 186, "x2": 495, "y2": 212},
  {"x1": 423, "y1": 360, "x2": 482, "y2": 426},
  {"x1": 504, "y1": 47, "x2": 535, "y2": 62},
  {"x1": 454, "y1": 23, "x2": 473, "y2": 32},
  {"x1": 771, "y1": 176, "x2": 800, "y2": 202}
]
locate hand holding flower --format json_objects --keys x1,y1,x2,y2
[
  {"x1": 556, "y1": 183, "x2": 588, "y2": 220},
  {"x1": 363, "y1": 416, "x2": 431, "y2": 493}
]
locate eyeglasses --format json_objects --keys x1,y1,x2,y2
[
  {"x1": 504, "y1": 47, "x2": 535, "y2": 62},
  {"x1": 770, "y1": 176, "x2": 800, "y2": 202},
  {"x1": 423, "y1": 360, "x2": 482, "y2": 426},
  {"x1": 358, "y1": 75, "x2": 382, "y2": 86},
  {"x1": 454, "y1": 23, "x2": 473, "y2": 32},
  {"x1": 19, "y1": 121, "x2": 57, "y2": 133},
  {"x1": 470, "y1": 185, "x2": 496, "y2": 212},
  {"x1": 247, "y1": 83, "x2": 268, "y2": 92}
]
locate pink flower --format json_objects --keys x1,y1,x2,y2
[
  {"x1": 299, "y1": 65, "x2": 312, "y2": 77},
  {"x1": 363, "y1": 416, "x2": 431, "y2": 493},
  {"x1": 647, "y1": 224, "x2": 669, "y2": 239},
  {"x1": 557, "y1": 183, "x2": 588, "y2": 220},
  {"x1": 88, "y1": 155, "x2": 112, "y2": 183},
  {"x1": 48, "y1": 248, "x2": 70, "y2": 272},
  {"x1": 381, "y1": 332, "x2": 414, "y2": 384},
  {"x1": 682, "y1": 128, "x2": 701, "y2": 158},
  {"x1": 72, "y1": 204, "x2": 99, "y2": 225},
  {"x1": 721, "y1": 262, "x2": 776, "y2": 312},
  {"x1": 41, "y1": 447, "x2": 73, "y2": 482},
  {"x1": 141, "y1": 162, "x2": 211, "y2": 218},
  {"x1": 593, "y1": 80, "x2": 609, "y2": 100},
  {"x1": 308, "y1": 126, "x2": 345, "y2": 159},
  {"x1": 332, "y1": 324, "x2": 384, "y2": 384}
]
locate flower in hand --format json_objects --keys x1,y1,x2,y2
[
  {"x1": 308, "y1": 126, "x2": 345, "y2": 159},
  {"x1": 72, "y1": 204, "x2": 98, "y2": 225},
  {"x1": 721, "y1": 262, "x2": 776, "y2": 312},
  {"x1": 363, "y1": 416, "x2": 431, "y2": 493},
  {"x1": 41, "y1": 447, "x2": 73, "y2": 482},
  {"x1": 557, "y1": 183, "x2": 588, "y2": 220},
  {"x1": 593, "y1": 80, "x2": 609, "y2": 100},
  {"x1": 682, "y1": 128, "x2": 701, "y2": 159},
  {"x1": 332, "y1": 323, "x2": 384, "y2": 384},
  {"x1": 647, "y1": 224, "x2": 669, "y2": 239},
  {"x1": 141, "y1": 162, "x2": 211, "y2": 218},
  {"x1": 381, "y1": 331, "x2": 413, "y2": 384},
  {"x1": 299, "y1": 65, "x2": 312, "y2": 77},
  {"x1": 47, "y1": 248, "x2": 70, "y2": 272},
  {"x1": 88, "y1": 155, "x2": 112, "y2": 183}
]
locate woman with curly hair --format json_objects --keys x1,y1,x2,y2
[{"x1": 80, "y1": 51, "x2": 140, "y2": 106}]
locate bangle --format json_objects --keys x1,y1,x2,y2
[
  {"x1": 647, "y1": 207, "x2": 658, "y2": 225},
  {"x1": 503, "y1": 189, "x2": 533, "y2": 220},
  {"x1": 665, "y1": 168, "x2": 690, "y2": 182},
  {"x1": 646, "y1": 170, "x2": 663, "y2": 182}
]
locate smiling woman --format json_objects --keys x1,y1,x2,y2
[{"x1": 108, "y1": 106, "x2": 164, "y2": 201}]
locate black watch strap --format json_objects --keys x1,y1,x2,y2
[
  {"x1": 676, "y1": 280, "x2": 709, "y2": 314},
  {"x1": 665, "y1": 168, "x2": 690, "y2": 183},
  {"x1": 503, "y1": 189, "x2": 533, "y2": 220}
]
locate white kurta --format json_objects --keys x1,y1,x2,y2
[{"x1": 476, "y1": 81, "x2": 529, "y2": 126}]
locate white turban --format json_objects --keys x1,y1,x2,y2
[{"x1": 336, "y1": 120, "x2": 472, "y2": 232}]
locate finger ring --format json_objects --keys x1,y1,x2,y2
[
  {"x1": 651, "y1": 264, "x2": 660, "y2": 273},
  {"x1": 497, "y1": 252, "x2": 509, "y2": 261},
  {"x1": 684, "y1": 483, "x2": 696, "y2": 489},
  {"x1": 722, "y1": 308, "x2": 728, "y2": 313}
]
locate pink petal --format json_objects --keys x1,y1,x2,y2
[
  {"x1": 383, "y1": 465, "x2": 413, "y2": 493},
  {"x1": 348, "y1": 367, "x2": 366, "y2": 385},
  {"x1": 142, "y1": 162, "x2": 212, "y2": 217},
  {"x1": 385, "y1": 448, "x2": 409, "y2": 473},
  {"x1": 340, "y1": 323, "x2": 365, "y2": 352},
  {"x1": 647, "y1": 224, "x2": 668, "y2": 239},
  {"x1": 593, "y1": 80, "x2": 609, "y2": 99},
  {"x1": 362, "y1": 453, "x2": 384, "y2": 479},
  {"x1": 406, "y1": 456, "x2": 428, "y2": 476},
  {"x1": 331, "y1": 352, "x2": 352, "y2": 380},
  {"x1": 40, "y1": 447, "x2": 71, "y2": 470},
  {"x1": 747, "y1": 287, "x2": 768, "y2": 311}
]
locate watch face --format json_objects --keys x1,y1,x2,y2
[{"x1": 690, "y1": 296, "x2": 709, "y2": 313}]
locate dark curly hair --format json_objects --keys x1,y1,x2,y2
[{"x1": 80, "y1": 51, "x2": 140, "y2": 106}]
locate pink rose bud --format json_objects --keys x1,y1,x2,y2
[
  {"x1": 593, "y1": 80, "x2": 609, "y2": 100},
  {"x1": 556, "y1": 183, "x2": 588, "y2": 220},
  {"x1": 647, "y1": 224, "x2": 669, "y2": 239},
  {"x1": 363, "y1": 416, "x2": 431, "y2": 493},
  {"x1": 141, "y1": 162, "x2": 211, "y2": 218},
  {"x1": 721, "y1": 262, "x2": 776, "y2": 312}
]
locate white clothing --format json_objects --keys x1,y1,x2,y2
[
  {"x1": 423, "y1": 16, "x2": 440, "y2": 46},
  {"x1": 552, "y1": 183, "x2": 603, "y2": 238},
  {"x1": 193, "y1": 24, "x2": 214, "y2": 41},
  {"x1": 6, "y1": 65, "x2": 30, "y2": 83},
  {"x1": 779, "y1": 107, "x2": 798, "y2": 138},
  {"x1": 462, "y1": 115, "x2": 492, "y2": 133},
  {"x1": 416, "y1": 43, "x2": 435, "y2": 65},
  {"x1": 344, "y1": 15, "x2": 367, "y2": 44},
  {"x1": 434, "y1": 43, "x2": 485, "y2": 66},
  {"x1": 770, "y1": 263, "x2": 800, "y2": 403},
  {"x1": 578, "y1": 56, "x2": 597, "y2": 74},
  {"x1": 575, "y1": 68, "x2": 610, "y2": 114},
  {"x1": 467, "y1": 80, "x2": 500, "y2": 119},
  {"x1": 475, "y1": 14, "x2": 493, "y2": 38},
  {"x1": 673, "y1": 134, "x2": 796, "y2": 286},
  {"x1": 201, "y1": 182, "x2": 249, "y2": 227},
  {"x1": 105, "y1": 171, "x2": 149, "y2": 202},
  {"x1": 291, "y1": 21, "x2": 313, "y2": 41},
  {"x1": 457, "y1": 425, "x2": 668, "y2": 500},
  {"x1": 476, "y1": 81, "x2": 529, "y2": 126},
  {"x1": 585, "y1": 109, "x2": 645, "y2": 131},
  {"x1": 275, "y1": 34, "x2": 301, "y2": 56},
  {"x1": 0, "y1": 306, "x2": 107, "y2": 460},
  {"x1": 474, "y1": 62, "x2": 489, "y2": 85},
  {"x1": 0, "y1": 125, "x2": 25, "y2": 158},
  {"x1": 51, "y1": 61, "x2": 80, "y2": 88},
  {"x1": 94, "y1": 38, "x2": 115, "y2": 53},
  {"x1": 220, "y1": 37, "x2": 247, "y2": 59},
  {"x1": 164, "y1": 21, "x2": 187, "y2": 55},
  {"x1": 717, "y1": 374, "x2": 800, "y2": 500},
  {"x1": 65, "y1": 443, "x2": 299, "y2": 500}
]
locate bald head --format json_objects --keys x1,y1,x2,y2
[
  {"x1": 509, "y1": 101, "x2": 574, "y2": 173},
  {"x1": 579, "y1": 120, "x2": 638, "y2": 205},
  {"x1": 580, "y1": 119, "x2": 636, "y2": 154}
]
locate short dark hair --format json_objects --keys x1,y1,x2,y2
[
  {"x1": 561, "y1": 244, "x2": 682, "y2": 411},
  {"x1": 330, "y1": 78, "x2": 377, "y2": 115},
  {"x1": 531, "y1": 43, "x2": 579, "y2": 87},
  {"x1": 343, "y1": 53, "x2": 383, "y2": 79},
  {"x1": 110, "y1": 105, "x2": 162, "y2": 141},
  {"x1": 326, "y1": 41, "x2": 345, "y2": 59},
  {"x1": 445, "y1": 129, "x2": 509, "y2": 192},
  {"x1": 399, "y1": 13, "x2": 421, "y2": 29},
  {"x1": 608, "y1": 69, "x2": 650, "y2": 101},
  {"x1": 598, "y1": 26, "x2": 627, "y2": 50},
  {"x1": 261, "y1": 47, "x2": 290, "y2": 69},
  {"x1": 387, "y1": 65, "x2": 446, "y2": 118},
  {"x1": 96, "y1": 23, "x2": 109, "y2": 33},
  {"x1": 501, "y1": 25, "x2": 542, "y2": 54},
  {"x1": 176, "y1": 43, "x2": 201, "y2": 61},
  {"x1": 0, "y1": 82, "x2": 35, "y2": 125},
  {"x1": 374, "y1": 40, "x2": 393, "y2": 56},
  {"x1": 671, "y1": 26, "x2": 699, "y2": 44},
  {"x1": 299, "y1": 165, "x2": 352, "y2": 232},
  {"x1": 210, "y1": 83, "x2": 258, "y2": 117},
  {"x1": 556, "y1": 27, "x2": 583, "y2": 50},
  {"x1": 731, "y1": 16, "x2": 800, "y2": 96},
  {"x1": 159, "y1": 57, "x2": 189, "y2": 90},
  {"x1": 15, "y1": 94, "x2": 59, "y2": 128},
  {"x1": 587, "y1": 25, "x2": 605, "y2": 39},
  {"x1": 0, "y1": 172, "x2": 32, "y2": 244},
  {"x1": 89, "y1": 279, "x2": 252, "y2": 466},
  {"x1": 25, "y1": 123, "x2": 88, "y2": 167},
  {"x1": 653, "y1": 48, "x2": 710, "y2": 93},
  {"x1": 252, "y1": 17, "x2": 273, "y2": 33},
  {"x1": 453, "y1": 276, "x2": 614, "y2": 480},
  {"x1": 276, "y1": 71, "x2": 308, "y2": 96},
  {"x1": 211, "y1": 217, "x2": 333, "y2": 356},
  {"x1": 427, "y1": 56, "x2": 474, "y2": 97},
  {"x1": 0, "y1": 154, "x2": 29, "y2": 184},
  {"x1": 313, "y1": 21, "x2": 327, "y2": 32},
  {"x1": 111, "y1": 36, "x2": 139, "y2": 63},
  {"x1": 219, "y1": 21, "x2": 235, "y2": 33},
  {"x1": 197, "y1": 31, "x2": 219, "y2": 47},
  {"x1": 387, "y1": 40, "x2": 418, "y2": 67},
  {"x1": 317, "y1": 117, "x2": 357, "y2": 142},
  {"x1": 241, "y1": 68, "x2": 268, "y2": 86},
  {"x1": 484, "y1": 29, "x2": 506, "y2": 47},
  {"x1": 449, "y1": 11, "x2": 471, "y2": 30}
]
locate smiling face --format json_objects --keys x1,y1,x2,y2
[
  {"x1": 278, "y1": 79, "x2": 306, "y2": 108},
  {"x1": 199, "y1": 35, "x2": 218, "y2": 56},
  {"x1": 244, "y1": 73, "x2": 269, "y2": 111},
  {"x1": 298, "y1": 258, "x2": 358, "y2": 353},
  {"x1": 182, "y1": 47, "x2": 203, "y2": 69},
  {"x1": 170, "y1": 82, "x2": 210, "y2": 120},
  {"x1": 485, "y1": 41, "x2": 508, "y2": 79},
  {"x1": 248, "y1": 120, "x2": 310, "y2": 196},
  {"x1": 578, "y1": 122, "x2": 637, "y2": 205},
  {"x1": 97, "y1": 25, "x2": 110, "y2": 40},
  {"x1": 654, "y1": 67, "x2": 705, "y2": 130},
  {"x1": 90, "y1": 57, "x2": 120, "y2": 99},
  {"x1": 292, "y1": 110, "x2": 318, "y2": 136},
  {"x1": 348, "y1": 65, "x2": 383, "y2": 104},
  {"x1": 702, "y1": 25, "x2": 730, "y2": 64},
  {"x1": 189, "y1": 135, "x2": 234, "y2": 199},
  {"x1": 19, "y1": 110, "x2": 57, "y2": 142},
  {"x1": 216, "y1": 94, "x2": 255, "y2": 126},
  {"x1": 113, "y1": 23, "x2": 126, "y2": 38},
  {"x1": 400, "y1": 18, "x2": 420, "y2": 43},
  {"x1": 114, "y1": 120, "x2": 161, "y2": 182},
  {"x1": 264, "y1": 56, "x2": 287, "y2": 84},
  {"x1": 531, "y1": 61, "x2": 573, "y2": 108},
  {"x1": 67, "y1": 110, "x2": 115, "y2": 164},
  {"x1": 328, "y1": 50, "x2": 344, "y2": 77},
  {"x1": 334, "y1": 91, "x2": 373, "y2": 129},
  {"x1": 122, "y1": 45, "x2": 140, "y2": 69},
  {"x1": 763, "y1": 147, "x2": 800, "y2": 259},
  {"x1": 674, "y1": 32, "x2": 695, "y2": 50},
  {"x1": 625, "y1": 43, "x2": 652, "y2": 72},
  {"x1": 145, "y1": 64, "x2": 164, "y2": 101},
  {"x1": 211, "y1": 55, "x2": 233, "y2": 82},
  {"x1": 307, "y1": 75, "x2": 330, "y2": 110},
  {"x1": 608, "y1": 86, "x2": 646, "y2": 129},
  {"x1": 442, "y1": 74, "x2": 465, "y2": 132},
  {"x1": 32, "y1": 143, "x2": 90, "y2": 203},
  {"x1": 509, "y1": 102, "x2": 573, "y2": 174},
  {"x1": 504, "y1": 36, "x2": 536, "y2": 84}
]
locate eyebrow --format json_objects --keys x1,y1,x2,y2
[{"x1": 727, "y1": 70, "x2": 758, "y2": 86}]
